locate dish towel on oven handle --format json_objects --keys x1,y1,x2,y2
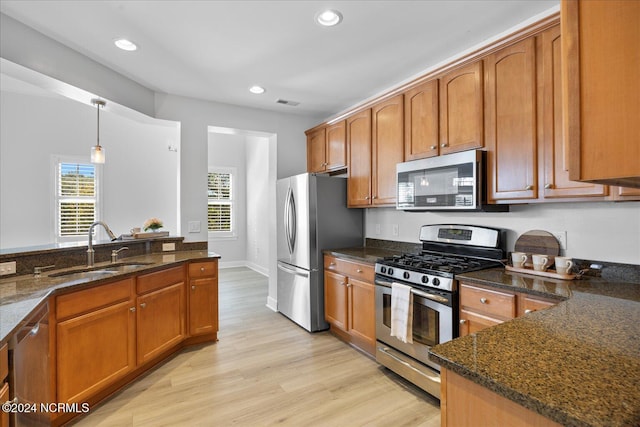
[{"x1": 390, "y1": 282, "x2": 413, "y2": 344}]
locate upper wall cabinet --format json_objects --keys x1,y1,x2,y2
[
  {"x1": 347, "y1": 95, "x2": 404, "y2": 208},
  {"x1": 404, "y1": 79, "x2": 439, "y2": 160},
  {"x1": 306, "y1": 120, "x2": 347, "y2": 173},
  {"x1": 439, "y1": 61, "x2": 484, "y2": 155},
  {"x1": 562, "y1": 0, "x2": 640, "y2": 188},
  {"x1": 485, "y1": 38, "x2": 538, "y2": 201}
]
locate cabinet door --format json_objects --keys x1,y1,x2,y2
[
  {"x1": 348, "y1": 277, "x2": 375, "y2": 354},
  {"x1": 137, "y1": 281, "x2": 185, "y2": 365},
  {"x1": 440, "y1": 61, "x2": 484, "y2": 154},
  {"x1": 326, "y1": 120, "x2": 347, "y2": 171},
  {"x1": 404, "y1": 80, "x2": 439, "y2": 160},
  {"x1": 539, "y1": 25, "x2": 607, "y2": 198},
  {"x1": 520, "y1": 296, "x2": 556, "y2": 316},
  {"x1": 563, "y1": 0, "x2": 640, "y2": 187},
  {"x1": 189, "y1": 277, "x2": 218, "y2": 336},
  {"x1": 347, "y1": 109, "x2": 373, "y2": 207},
  {"x1": 57, "y1": 300, "x2": 135, "y2": 404},
  {"x1": 0, "y1": 383, "x2": 8, "y2": 427},
  {"x1": 324, "y1": 270, "x2": 348, "y2": 331},
  {"x1": 372, "y1": 95, "x2": 404, "y2": 206},
  {"x1": 486, "y1": 38, "x2": 537, "y2": 201},
  {"x1": 459, "y1": 309, "x2": 503, "y2": 337},
  {"x1": 307, "y1": 127, "x2": 327, "y2": 173},
  {"x1": 611, "y1": 186, "x2": 640, "y2": 201}
]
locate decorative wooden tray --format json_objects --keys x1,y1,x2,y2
[
  {"x1": 132, "y1": 231, "x2": 169, "y2": 239},
  {"x1": 505, "y1": 265, "x2": 576, "y2": 280}
]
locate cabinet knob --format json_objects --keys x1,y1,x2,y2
[
  {"x1": 371, "y1": 196, "x2": 377, "y2": 199},
  {"x1": 140, "y1": 303, "x2": 147, "y2": 308},
  {"x1": 525, "y1": 309, "x2": 533, "y2": 314},
  {"x1": 340, "y1": 282, "x2": 347, "y2": 286},
  {"x1": 356, "y1": 269, "x2": 363, "y2": 273},
  {"x1": 365, "y1": 196, "x2": 370, "y2": 200},
  {"x1": 525, "y1": 185, "x2": 533, "y2": 190},
  {"x1": 346, "y1": 283, "x2": 352, "y2": 288},
  {"x1": 480, "y1": 297, "x2": 488, "y2": 304},
  {"x1": 200, "y1": 267, "x2": 205, "y2": 272},
  {"x1": 441, "y1": 143, "x2": 448, "y2": 148},
  {"x1": 192, "y1": 285, "x2": 196, "y2": 290},
  {"x1": 430, "y1": 145, "x2": 437, "y2": 150},
  {"x1": 130, "y1": 307, "x2": 136, "y2": 312},
  {"x1": 544, "y1": 183, "x2": 552, "y2": 189},
  {"x1": 460, "y1": 319, "x2": 467, "y2": 324}
]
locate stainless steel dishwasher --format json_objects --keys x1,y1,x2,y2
[{"x1": 9, "y1": 301, "x2": 51, "y2": 426}]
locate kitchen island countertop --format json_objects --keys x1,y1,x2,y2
[
  {"x1": 0, "y1": 250, "x2": 220, "y2": 344},
  {"x1": 430, "y1": 267, "x2": 640, "y2": 427}
]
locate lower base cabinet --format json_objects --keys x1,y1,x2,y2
[
  {"x1": 324, "y1": 256, "x2": 375, "y2": 355},
  {"x1": 188, "y1": 260, "x2": 219, "y2": 337},
  {"x1": 441, "y1": 369, "x2": 561, "y2": 427}
]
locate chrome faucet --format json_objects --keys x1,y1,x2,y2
[{"x1": 87, "y1": 221, "x2": 117, "y2": 267}]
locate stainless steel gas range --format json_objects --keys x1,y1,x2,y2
[{"x1": 374, "y1": 224, "x2": 505, "y2": 399}]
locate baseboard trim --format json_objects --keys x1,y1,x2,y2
[{"x1": 266, "y1": 296, "x2": 278, "y2": 312}]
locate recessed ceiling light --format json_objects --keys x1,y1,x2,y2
[
  {"x1": 249, "y1": 85, "x2": 266, "y2": 94},
  {"x1": 316, "y1": 9, "x2": 343, "y2": 27},
  {"x1": 114, "y1": 38, "x2": 138, "y2": 51}
]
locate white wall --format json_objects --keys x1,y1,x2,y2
[
  {"x1": 246, "y1": 135, "x2": 271, "y2": 275},
  {"x1": 0, "y1": 90, "x2": 179, "y2": 249},
  {"x1": 366, "y1": 201, "x2": 640, "y2": 265}
]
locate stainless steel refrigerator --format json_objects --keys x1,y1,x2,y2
[{"x1": 277, "y1": 173, "x2": 364, "y2": 332}]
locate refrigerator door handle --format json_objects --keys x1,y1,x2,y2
[
  {"x1": 285, "y1": 187, "x2": 297, "y2": 254},
  {"x1": 277, "y1": 262, "x2": 309, "y2": 278}
]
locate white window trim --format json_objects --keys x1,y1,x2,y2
[
  {"x1": 208, "y1": 166, "x2": 237, "y2": 240},
  {"x1": 52, "y1": 155, "x2": 103, "y2": 243}
]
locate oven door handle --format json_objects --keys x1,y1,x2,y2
[
  {"x1": 377, "y1": 346, "x2": 441, "y2": 383},
  {"x1": 375, "y1": 279, "x2": 449, "y2": 304}
]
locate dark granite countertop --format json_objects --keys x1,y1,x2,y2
[
  {"x1": 323, "y1": 246, "x2": 405, "y2": 265},
  {"x1": 0, "y1": 250, "x2": 220, "y2": 344},
  {"x1": 430, "y1": 268, "x2": 640, "y2": 427}
]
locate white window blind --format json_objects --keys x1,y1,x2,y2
[
  {"x1": 208, "y1": 171, "x2": 233, "y2": 232},
  {"x1": 57, "y1": 162, "x2": 97, "y2": 236}
]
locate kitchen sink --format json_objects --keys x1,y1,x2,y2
[{"x1": 49, "y1": 262, "x2": 154, "y2": 278}]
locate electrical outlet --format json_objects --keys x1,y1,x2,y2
[
  {"x1": 162, "y1": 242, "x2": 176, "y2": 252},
  {"x1": 188, "y1": 221, "x2": 201, "y2": 233},
  {"x1": 392, "y1": 224, "x2": 399, "y2": 236},
  {"x1": 551, "y1": 231, "x2": 567, "y2": 250},
  {"x1": 375, "y1": 224, "x2": 381, "y2": 235},
  {"x1": 0, "y1": 261, "x2": 17, "y2": 276}
]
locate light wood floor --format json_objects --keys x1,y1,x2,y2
[{"x1": 72, "y1": 267, "x2": 441, "y2": 426}]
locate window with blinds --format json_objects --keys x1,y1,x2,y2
[
  {"x1": 208, "y1": 170, "x2": 233, "y2": 233},
  {"x1": 57, "y1": 162, "x2": 97, "y2": 236}
]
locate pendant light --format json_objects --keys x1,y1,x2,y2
[{"x1": 90, "y1": 99, "x2": 106, "y2": 164}]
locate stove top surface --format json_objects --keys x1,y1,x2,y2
[{"x1": 379, "y1": 252, "x2": 502, "y2": 275}]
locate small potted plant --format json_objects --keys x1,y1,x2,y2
[{"x1": 143, "y1": 217, "x2": 163, "y2": 232}]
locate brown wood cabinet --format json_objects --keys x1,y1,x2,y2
[
  {"x1": 441, "y1": 369, "x2": 562, "y2": 427},
  {"x1": 346, "y1": 109, "x2": 372, "y2": 207},
  {"x1": 188, "y1": 260, "x2": 219, "y2": 337},
  {"x1": 371, "y1": 95, "x2": 404, "y2": 206},
  {"x1": 562, "y1": 0, "x2": 640, "y2": 189},
  {"x1": 459, "y1": 282, "x2": 559, "y2": 336},
  {"x1": 306, "y1": 121, "x2": 347, "y2": 173},
  {"x1": 56, "y1": 278, "x2": 136, "y2": 404},
  {"x1": 439, "y1": 60, "x2": 484, "y2": 155},
  {"x1": 404, "y1": 79, "x2": 439, "y2": 160},
  {"x1": 486, "y1": 37, "x2": 538, "y2": 201},
  {"x1": 323, "y1": 256, "x2": 375, "y2": 355},
  {"x1": 0, "y1": 343, "x2": 8, "y2": 427}
]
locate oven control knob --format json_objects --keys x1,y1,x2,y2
[
  {"x1": 432, "y1": 277, "x2": 440, "y2": 287},
  {"x1": 421, "y1": 275, "x2": 429, "y2": 284},
  {"x1": 403, "y1": 272, "x2": 410, "y2": 280},
  {"x1": 388, "y1": 268, "x2": 394, "y2": 275},
  {"x1": 380, "y1": 266, "x2": 387, "y2": 274}
]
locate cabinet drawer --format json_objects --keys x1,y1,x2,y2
[
  {"x1": 0, "y1": 343, "x2": 7, "y2": 381},
  {"x1": 188, "y1": 260, "x2": 218, "y2": 279},
  {"x1": 137, "y1": 265, "x2": 185, "y2": 295},
  {"x1": 460, "y1": 283, "x2": 516, "y2": 320},
  {"x1": 324, "y1": 256, "x2": 374, "y2": 282},
  {"x1": 57, "y1": 278, "x2": 134, "y2": 320}
]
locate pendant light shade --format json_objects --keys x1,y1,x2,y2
[{"x1": 91, "y1": 99, "x2": 106, "y2": 164}]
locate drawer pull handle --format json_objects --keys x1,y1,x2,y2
[
  {"x1": 140, "y1": 303, "x2": 147, "y2": 308},
  {"x1": 480, "y1": 297, "x2": 488, "y2": 304}
]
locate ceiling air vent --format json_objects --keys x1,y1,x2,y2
[{"x1": 276, "y1": 99, "x2": 300, "y2": 107}]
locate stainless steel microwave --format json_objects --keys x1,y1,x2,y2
[{"x1": 396, "y1": 150, "x2": 508, "y2": 211}]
